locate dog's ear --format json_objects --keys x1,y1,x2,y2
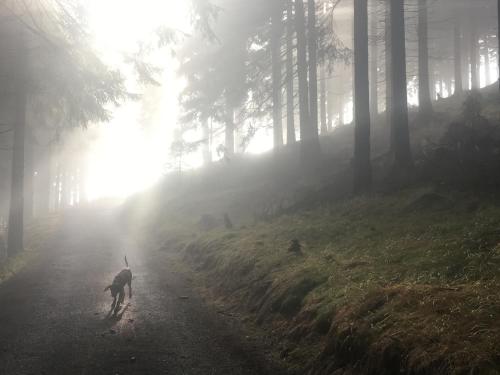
[{"x1": 104, "y1": 285, "x2": 111, "y2": 292}]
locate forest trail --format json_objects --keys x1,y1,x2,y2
[{"x1": 0, "y1": 208, "x2": 284, "y2": 375}]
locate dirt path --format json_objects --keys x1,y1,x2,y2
[{"x1": 0, "y1": 208, "x2": 286, "y2": 375}]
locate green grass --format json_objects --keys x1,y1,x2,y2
[
  {"x1": 0, "y1": 214, "x2": 59, "y2": 285},
  {"x1": 152, "y1": 187, "x2": 500, "y2": 373},
  {"x1": 135, "y1": 87, "x2": 500, "y2": 374}
]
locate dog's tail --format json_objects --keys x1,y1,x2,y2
[{"x1": 124, "y1": 255, "x2": 129, "y2": 268}]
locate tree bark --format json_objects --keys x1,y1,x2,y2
[
  {"x1": 7, "y1": 32, "x2": 28, "y2": 256},
  {"x1": 369, "y1": 0, "x2": 378, "y2": 121},
  {"x1": 271, "y1": 3, "x2": 284, "y2": 149},
  {"x1": 417, "y1": 0, "x2": 432, "y2": 116},
  {"x1": 498, "y1": 0, "x2": 500, "y2": 91},
  {"x1": 295, "y1": 0, "x2": 309, "y2": 141},
  {"x1": 286, "y1": 0, "x2": 296, "y2": 144},
  {"x1": 390, "y1": 0, "x2": 412, "y2": 168},
  {"x1": 24, "y1": 124, "x2": 34, "y2": 220},
  {"x1": 462, "y1": 27, "x2": 470, "y2": 90},
  {"x1": 327, "y1": 77, "x2": 334, "y2": 131},
  {"x1": 430, "y1": 68, "x2": 436, "y2": 99},
  {"x1": 470, "y1": 22, "x2": 479, "y2": 90},
  {"x1": 454, "y1": 21, "x2": 463, "y2": 94},
  {"x1": 385, "y1": 1, "x2": 392, "y2": 138},
  {"x1": 295, "y1": 0, "x2": 313, "y2": 161},
  {"x1": 320, "y1": 65, "x2": 327, "y2": 134},
  {"x1": 307, "y1": 0, "x2": 320, "y2": 140},
  {"x1": 353, "y1": 0, "x2": 372, "y2": 192}
]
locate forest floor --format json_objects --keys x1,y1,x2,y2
[
  {"x1": 123, "y1": 85, "x2": 500, "y2": 374},
  {"x1": 0, "y1": 206, "x2": 290, "y2": 375},
  {"x1": 139, "y1": 186, "x2": 500, "y2": 375}
]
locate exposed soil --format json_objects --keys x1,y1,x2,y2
[{"x1": 0, "y1": 207, "x2": 288, "y2": 375}]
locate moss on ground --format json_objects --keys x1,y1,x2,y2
[{"x1": 154, "y1": 187, "x2": 500, "y2": 374}]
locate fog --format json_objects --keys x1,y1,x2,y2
[
  {"x1": 1, "y1": 0, "x2": 498, "y2": 213},
  {"x1": 0, "y1": 0, "x2": 500, "y2": 373}
]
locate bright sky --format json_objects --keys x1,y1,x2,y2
[
  {"x1": 83, "y1": 0, "x2": 191, "y2": 200},
  {"x1": 82, "y1": 0, "x2": 275, "y2": 201}
]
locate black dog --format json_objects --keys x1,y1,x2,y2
[{"x1": 104, "y1": 256, "x2": 132, "y2": 315}]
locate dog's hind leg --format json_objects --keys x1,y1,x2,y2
[
  {"x1": 114, "y1": 290, "x2": 125, "y2": 314},
  {"x1": 111, "y1": 296, "x2": 117, "y2": 308}
]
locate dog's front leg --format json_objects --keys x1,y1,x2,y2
[
  {"x1": 111, "y1": 296, "x2": 117, "y2": 309},
  {"x1": 127, "y1": 280, "x2": 132, "y2": 299},
  {"x1": 118, "y1": 289, "x2": 125, "y2": 306}
]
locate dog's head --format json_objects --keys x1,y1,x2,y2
[{"x1": 104, "y1": 284, "x2": 120, "y2": 297}]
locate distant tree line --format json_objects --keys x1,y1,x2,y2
[{"x1": 180, "y1": 0, "x2": 500, "y2": 192}]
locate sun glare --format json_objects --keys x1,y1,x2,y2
[{"x1": 82, "y1": 0, "x2": 190, "y2": 201}]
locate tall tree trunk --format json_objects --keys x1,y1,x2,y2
[
  {"x1": 454, "y1": 21, "x2": 463, "y2": 94},
  {"x1": 320, "y1": 65, "x2": 327, "y2": 134},
  {"x1": 390, "y1": 0, "x2": 412, "y2": 168},
  {"x1": 327, "y1": 77, "x2": 335, "y2": 131},
  {"x1": 470, "y1": 22, "x2": 479, "y2": 90},
  {"x1": 286, "y1": 0, "x2": 296, "y2": 144},
  {"x1": 271, "y1": 3, "x2": 284, "y2": 149},
  {"x1": 7, "y1": 32, "x2": 27, "y2": 256},
  {"x1": 385, "y1": 1, "x2": 392, "y2": 139},
  {"x1": 498, "y1": 0, "x2": 500, "y2": 91},
  {"x1": 369, "y1": 0, "x2": 378, "y2": 121},
  {"x1": 24, "y1": 124, "x2": 34, "y2": 220},
  {"x1": 417, "y1": 0, "x2": 432, "y2": 116},
  {"x1": 307, "y1": 0, "x2": 320, "y2": 140},
  {"x1": 430, "y1": 68, "x2": 437, "y2": 99},
  {"x1": 353, "y1": 0, "x2": 372, "y2": 192},
  {"x1": 295, "y1": 0, "x2": 311, "y2": 154},
  {"x1": 225, "y1": 109, "x2": 235, "y2": 157},
  {"x1": 462, "y1": 28, "x2": 470, "y2": 90}
]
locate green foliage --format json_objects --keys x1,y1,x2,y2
[
  {"x1": 179, "y1": 0, "x2": 352, "y2": 151},
  {"x1": 0, "y1": 1, "x2": 129, "y2": 134}
]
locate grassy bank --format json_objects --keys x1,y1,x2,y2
[
  {"x1": 0, "y1": 214, "x2": 59, "y2": 285},
  {"x1": 128, "y1": 86, "x2": 500, "y2": 374},
  {"x1": 148, "y1": 187, "x2": 500, "y2": 374}
]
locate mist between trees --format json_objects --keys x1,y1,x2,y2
[{"x1": 0, "y1": 0, "x2": 499, "y2": 257}]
